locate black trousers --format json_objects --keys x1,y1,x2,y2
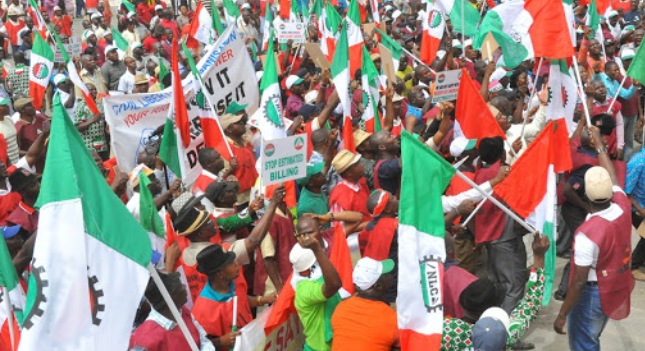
[{"x1": 631, "y1": 212, "x2": 645, "y2": 270}]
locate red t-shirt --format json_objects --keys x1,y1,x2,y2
[
  {"x1": 53, "y1": 15, "x2": 72, "y2": 37},
  {"x1": 143, "y1": 35, "x2": 161, "y2": 53}
]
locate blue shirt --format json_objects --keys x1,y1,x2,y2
[
  {"x1": 626, "y1": 149, "x2": 645, "y2": 209},
  {"x1": 593, "y1": 72, "x2": 637, "y2": 100},
  {"x1": 199, "y1": 279, "x2": 235, "y2": 302},
  {"x1": 406, "y1": 103, "x2": 423, "y2": 121}
]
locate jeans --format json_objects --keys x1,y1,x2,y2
[
  {"x1": 568, "y1": 285, "x2": 609, "y2": 351},
  {"x1": 624, "y1": 114, "x2": 638, "y2": 161},
  {"x1": 75, "y1": 0, "x2": 84, "y2": 16}
]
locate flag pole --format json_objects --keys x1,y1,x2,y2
[
  {"x1": 454, "y1": 169, "x2": 537, "y2": 234},
  {"x1": 461, "y1": 0, "x2": 465, "y2": 58},
  {"x1": 148, "y1": 264, "x2": 200, "y2": 351},
  {"x1": 571, "y1": 58, "x2": 593, "y2": 127},
  {"x1": 520, "y1": 57, "x2": 544, "y2": 138},
  {"x1": 461, "y1": 197, "x2": 487, "y2": 226},
  {"x1": 2, "y1": 287, "x2": 15, "y2": 351},
  {"x1": 606, "y1": 74, "x2": 628, "y2": 112},
  {"x1": 479, "y1": 0, "x2": 487, "y2": 16},
  {"x1": 401, "y1": 47, "x2": 437, "y2": 75}
]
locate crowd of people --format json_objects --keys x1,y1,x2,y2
[{"x1": 0, "y1": 0, "x2": 643, "y2": 350}]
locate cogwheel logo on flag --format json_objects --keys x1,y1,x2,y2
[
  {"x1": 428, "y1": 10, "x2": 442, "y2": 29},
  {"x1": 32, "y1": 63, "x2": 50, "y2": 80}
]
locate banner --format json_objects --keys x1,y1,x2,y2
[
  {"x1": 276, "y1": 22, "x2": 307, "y2": 43},
  {"x1": 104, "y1": 27, "x2": 259, "y2": 185},
  {"x1": 234, "y1": 307, "x2": 305, "y2": 351},
  {"x1": 261, "y1": 135, "x2": 307, "y2": 186},
  {"x1": 53, "y1": 37, "x2": 82, "y2": 63}
]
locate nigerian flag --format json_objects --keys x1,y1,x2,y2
[
  {"x1": 223, "y1": 0, "x2": 240, "y2": 26},
  {"x1": 376, "y1": 28, "x2": 402, "y2": 72},
  {"x1": 112, "y1": 26, "x2": 129, "y2": 52},
  {"x1": 254, "y1": 31, "x2": 286, "y2": 141},
  {"x1": 397, "y1": 131, "x2": 455, "y2": 350},
  {"x1": 18, "y1": 95, "x2": 151, "y2": 351},
  {"x1": 0, "y1": 231, "x2": 26, "y2": 348},
  {"x1": 361, "y1": 46, "x2": 381, "y2": 133}
]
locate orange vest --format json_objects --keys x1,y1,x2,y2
[{"x1": 4, "y1": 20, "x2": 25, "y2": 46}]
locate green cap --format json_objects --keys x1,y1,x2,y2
[
  {"x1": 0, "y1": 98, "x2": 10, "y2": 106},
  {"x1": 225, "y1": 101, "x2": 249, "y2": 115},
  {"x1": 296, "y1": 162, "x2": 325, "y2": 186}
]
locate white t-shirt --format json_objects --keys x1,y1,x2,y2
[{"x1": 574, "y1": 186, "x2": 625, "y2": 282}]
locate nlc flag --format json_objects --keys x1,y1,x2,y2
[
  {"x1": 18, "y1": 96, "x2": 152, "y2": 351},
  {"x1": 398, "y1": 131, "x2": 455, "y2": 350}
]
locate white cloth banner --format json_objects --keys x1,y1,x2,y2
[
  {"x1": 233, "y1": 307, "x2": 305, "y2": 351},
  {"x1": 104, "y1": 28, "x2": 259, "y2": 185}
]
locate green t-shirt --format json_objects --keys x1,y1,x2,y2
[
  {"x1": 294, "y1": 280, "x2": 329, "y2": 351},
  {"x1": 296, "y1": 188, "x2": 329, "y2": 229}
]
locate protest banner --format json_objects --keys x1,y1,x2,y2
[
  {"x1": 303, "y1": 43, "x2": 331, "y2": 69},
  {"x1": 233, "y1": 307, "x2": 305, "y2": 351},
  {"x1": 53, "y1": 37, "x2": 82, "y2": 63},
  {"x1": 432, "y1": 69, "x2": 462, "y2": 103},
  {"x1": 104, "y1": 27, "x2": 259, "y2": 185},
  {"x1": 378, "y1": 44, "x2": 397, "y2": 86},
  {"x1": 261, "y1": 135, "x2": 307, "y2": 186},
  {"x1": 275, "y1": 22, "x2": 307, "y2": 43}
]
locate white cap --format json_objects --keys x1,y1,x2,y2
[
  {"x1": 53, "y1": 74, "x2": 67, "y2": 85},
  {"x1": 91, "y1": 13, "x2": 101, "y2": 20},
  {"x1": 490, "y1": 67, "x2": 507, "y2": 82},
  {"x1": 480, "y1": 307, "x2": 511, "y2": 333},
  {"x1": 127, "y1": 11, "x2": 136, "y2": 19},
  {"x1": 53, "y1": 5, "x2": 61, "y2": 11},
  {"x1": 104, "y1": 45, "x2": 118, "y2": 55},
  {"x1": 392, "y1": 10, "x2": 402, "y2": 20},
  {"x1": 285, "y1": 75, "x2": 304, "y2": 89},
  {"x1": 463, "y1": 39, "x2": 473, "y2": 48},
  {"x1": 585, "y1": 166, "x2": 613, "y2": 202},
  {"x1": 353, "y1": 257, "x2": 394, "y2": 291},
  {"x1": 450, "y1": 137, "x2": 477, "y2": 158},
  {"x1": 103, "y1": 29, "x2": 112, "y2": 36},
  {"x1": 155, "y1": 4, "x2": 163, "y2": 11},
  {"x1": 606, "y1": 9, "x2": 619, "y2": 18},
  {"x1": 289, "y1": 244, "x2": 316, "y2": 273},
  {"x1": 86, "y1": 30, "x2": 96, "y2": 38},
  {"x1": 452, "y1": 39, "x2": 463, "y2": 49},
  {"x1": 241, "y1": 3, "x2": 252, "y2": 10},
  {"x1": 130, "y1": 41, "x2": 143, "y2": 51},
  {"x1": 621, "y1": 47, "x2": 636, "y2": 60},
  {"x1": 305, "y1": 90, "x2": 319, "y2": 104}
]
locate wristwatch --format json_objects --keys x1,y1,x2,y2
[{"x1": 596, "y1": 146, "x2": 607, "y2": 154}]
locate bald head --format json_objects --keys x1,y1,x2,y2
[{"x1": 311, "y1": 128, "x2": 330, "y2": 150}]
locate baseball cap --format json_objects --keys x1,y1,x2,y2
[
  {"x1": 296, "y1": 162, "x2": 325, "y2": 186},
  {"x1": 53, "y1": 5, "x2": 61, "y2": 11},
  {"x1": 452, "y1": 39, "x2": 463, "y2": 49},
  {"x1": 286, "y1": 75, "x2": 304, "y2": 89},
  {"x1": 450, "y1": 137, "x2": 477, "y2": 158},
  {"x1": 304, "y1": 90, "x2": 319, "y2": 104},
  {"x1": 104, "y1": 45, "x2": 118, "y2": 55},
  {"x1": 298, "y1": 103, "x2": 324, "y2": 119},
  {"x1": 130, "y1": 42, "x2": 143, "y2": 51},
  {"x1": 53, "y1": 74, "x2": 67, "y2": 85},
  {"x1": 1, "y1": 225, "x2": 21, "y2": 239},
  {"x1": 0, "y1": 98, "x2": 11, "y2": 106},
  {"x1": 585, "y1": 166, "x2": 613, "y2": 203},
  {"x1": 489, "y1": 80, "x2": 503, "y2": 93},
  {"x1": 606, "y1": 9, "x2": 619, "y2": 18},
  {"x1": 621, "y1": 47, "x2": 636, "y2": 61},
  {"x1": 473, "y1": 308, "x2": 510, "y2": 351},
  {"x1": 290, "y1": 244, "x2": 317, "y2": 272},
  {"x1": 225, "y1": 101, "x2": 248, "y2": 115},
  {"x1": 353, "y1": 257, "x2": 395, "y2": 291}
]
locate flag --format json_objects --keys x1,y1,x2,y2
[
  {"x1": 376, "y1": 28, "x2": 402, "y2": 72},
  {"x1": 159, "y1": 118, "x2": 183, "y2": 178},
  {"x1": 495, "y1": 120, "x2": 571, "y2": 306},
  {"x1": 171, "y1": 39, "x2": 191, "y2": 148},
  {"x1": 626, "y1": 35, "x2": 645, "y2": 83},
  {"x1": 27, "y1": 0, "x2": 47, "y2": 39},
  {"x1": 330, "y1": 23, "x2": 355, "y2": 153},
  {"x1": 254, "y1": 32, "x2": 287, "y2": 141},
  {"x1": 546, "y1": 59, "x2": 577, "y2": 134},
  {"x1": 369, "y1": 0, "x2": 380, "y2": 29},
  {"x1": 562, "y1": 0, "x2": 576, "y2": 52},
  {"x1": 420, "y1": 2, "x2": 446, "y2": 65},
  {"x1": 329, "y1": 224, "x2": 355, "y2": 296},
  {"x1": 318, "y1": 1, "x2": 341, "y2": 60},
  {"x1": 121, "y1": 0, "x2": 135, "y2": 12},
  {"x1": 223, "y1": 0, "x2": 240, "y2": 26},
  {"x1": 111, "y1": 26, "x2": 129, "y2": 52},
  {"x1": 103, "y1": 0, "x2": 112, "y2": 25},
  {"x1": 157, "y1": 56, "x2": 169, "y2": 89},
  {"x1": 361, "y1": 46, "x2": 381, "y2": 133},
  {"x1": 211, "y1": 0, "x2": 224, "y2": 36},
  {"x1": 18, "y1": 95, "x2": 151, "y2": 351},
  {"x1": 436, "y1": 0, "x2": 481, "y2": 37},
  {"x1": 261, "y1": 0, "x2": 273, "y2": 51},
  {"x1": 189, "y1": 1, "x2": 216, "y2": 45},
  {"x1": 28, "y1": 32, "x2": 53, "y2": 112},
  {"x1": 474, "y1": 0, "x2": 574, "y2": 69},
  {"x1": 280, "y1": 0, "x2": 291, "y2": 19},
  {"x1": 51, "y1": 28, "x2": 100, "y2": 114},
  {"x1": 578, "y1": 0, "x2": 610, "y2": 15},
  {"x1": 182, "y1": 41, "x2": 233, "y2": 161},
  {"x1": 587, "y1": 0, "x2": 601, "y2": 39},
  {"x1": 454, "y1": 68, "x2": 506, "y2": 142},
  {"x1": 139, "y1": 173, "x2": 165, "y2": 238},
  {"x1": 347, "y1": 0, "x2": 364, "y2": 77},
  {"x1": 0, "y1": 234, "x2": 25, "y2": 351},
  {"x1": 398, "y1": 130, "x2": 455, "y2": 350}
]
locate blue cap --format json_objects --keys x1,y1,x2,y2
[
  {"x1": 473, "y1": 317, "x2": 508, "y2": 351},
  {"x1": 1, "y1": 225, "x2": 21, "y2": 239}
]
